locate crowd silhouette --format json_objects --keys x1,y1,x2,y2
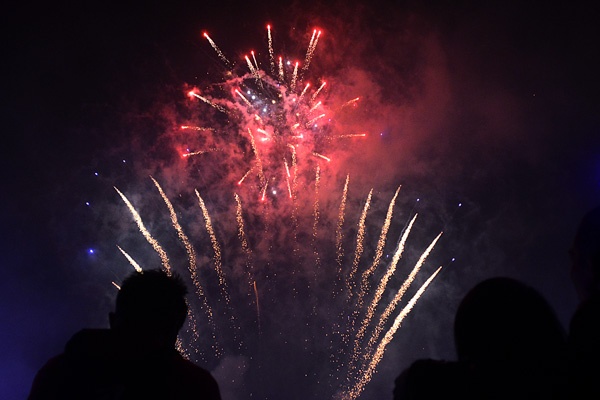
[
  {"x1": 28, "y1": 207, "x2": 600, "y2": 399},
  {"x1": 395, "y1": 205, "x2": 600, "y2": 400}
]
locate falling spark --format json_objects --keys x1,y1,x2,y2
[
  {"x1": 180, "y1": 125, "x2": 213, "y2": 131},
  {"x1": 183, "y1": 307, "x2": 205, "y2": 358},
  {"x1": 251, "y1": 51, "x2": 259, "y2": 71},
  {"x1": 312, "y1": 152, "x2": 331, "y2": 162},
  {"x1": 195, "y1": 189, "x2": 241, "y2": 348},
  {"x1": 347, "y1": 189, "x2": 373, "y2": 292},
  {"x1": 347, "y1": 266, "x2": 443, "y2": 400},
  {"x1": 267, "y1": 25, "x2": 275, "y2": 74},
  {"x1": 253, "y1": 280, "x2": 261, "y2": 332},
  {"x1": 278, "y1": 56, "x2": 284, "y2": 81},
  {"x1": 195, "y1": 190, "x2": 227, "y2": 293},
  {"x1": 289, "y1": 144, "x2": 298, "y2": 195},
  {"x1": 116, "y1": 245, "x2": 143, "y2": 273},
  {"x1": 350, "y1": 187, "x2": 402, "y2": 360},
  {"x1": 182, "y1": 148, "x2": 221, "y2": 158},
  {"x1": 356, "y1": 187, "x2": 402, "y2": 300},
  {"x1": 307, "y1": 29, "x2": 317, "y2": 56},
  {"x1": 364, "y1": 232, "x2": 443, "y2": 359},
  {"x1": 245, "y1": 55, "x2": 257, "y2": 76},
  {"x1": 312, "y1": 81, "x2": 326, "y2": 101},
  {"x1": 238, "y1": 168, "x2": 252, "y2": 185},
  {"x1": 114, "y1": 186, "x2": 171, "y2": 273},
  {"x1": 350, "y1": 213, "x2": 418, "y2": 375},
  {"x1": 234, "y1": 193, "x2": 255, "y2": 306},
  {"x1": 306, "y1": 113, "x2": 326, "y2": 127},
  {"x1": 234, "y1": 194, "x2": 253, "y2": 265},
  {"x1": 247, "y1": 129, "x2": 266, "y2": 187},
  {"x1": 312, "y1": 165, "x2": 321, "y2": 269},
  {"x1": 291, "y1": 61, "x2": 299, "y2": 91},
  {"x1": 188, "y1": 91, "x2": 228, "y2": 113},
  {"x1": 235, "y1": 89, "x2": 253, "y2": 107},
  {"x1": 341, "y1": 97, "x2": 360, "y2": 108},
  {"x1": 151, "y1": 177, "x2": 218, "y2": 349},
  {"x1": 303, "y1": 29, "x2": 321, "y2": 73},
  {"x1": 261, "y1": 182, "x2": 268, "y2": 201},
  {"x1": 284, "y1": 160, "x2": 292, "y2": 198},
  {"x1": 257, "y1": 128, "x2": 271, "y2": 138},
  {"x1": 336, "y1": 174, "x2": 350, "y2": 276},
  {"x1": 203, "y1": 32, "x2": 230, "y2": 65},
  {"x1": 333, "y1": 133, "x2": 367, "y2": 139},
  {"x1": 309, "y1": 100, "x2": 322, "y2": 113},
  {"x1": 299, "y1": 83, "x2": 311, "y2": 102}
]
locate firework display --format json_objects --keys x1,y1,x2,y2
[{"x1": 112, "y1": 25, "x2": 444, "y2": 399}]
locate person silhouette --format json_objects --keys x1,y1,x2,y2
[
  {"x1": 394, "y1": 277, "x2": 568, "y2": 400},
  {"x1": 28, "y1": 269, "x2": 221, "y2": 400},
  {"x1": 567, "y1": 206, "x2": 600, "y2": 398},
  {"x1": 454, "y1": 277, "x2": 568, "y2": 400},
  {"x1": 569, "y1": 206, "x2": 600, "y2": 303}
]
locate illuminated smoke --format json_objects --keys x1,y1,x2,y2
[{"x1": 109, "y1": 24, "x2": 450, "y2": 398}]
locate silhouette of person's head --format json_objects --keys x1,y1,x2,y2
[
  {"x1": 453, "y1": 277, "x2": 567, "y2": 399},
  {"x1": 570, "y1": 206, "x2": 600, "y2": 302},
  {"x1": 454, "y1": 277, "x2": 565, "y2": 367},
  {"x1": 109, "y1": 269, "x2": 188, "y2": 355}
]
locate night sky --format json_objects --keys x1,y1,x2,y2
[{"x1": 3, "y1": 1, "x2": 600, "y2": 399}]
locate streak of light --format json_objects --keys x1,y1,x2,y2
[
  {"x1": 203, "y1": 32, "x2": 230, "y2": 65},
  {"x1": 114, "y1": 186, "x2": 171, "y2": 273},
  {"x1": 116, "y1": 245, "x2": 143, "y2": 273},
  {"x1": 347, "y1": 267, "x2": 443, "y2": 400}
]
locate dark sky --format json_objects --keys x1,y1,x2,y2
[{"x1": 3, "y1": 1, "x2": 600, "y2": 399}]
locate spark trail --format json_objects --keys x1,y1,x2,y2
[
  {"x1": 349, "y1": 213, "x2": 418, "y2": 376},
  {"x1": 182, "y1": 148, "x2": 221, "y2": 158},
  {"x1": 188, "y1": 91, "x2": 228, "y2": 113},
  {"x1": 195, "y1": 190, "x2": 241, "y2": 349},
  {"x1": 195, "y1": 190, "x2": 229, "y2": 301},
  {"x1": 267, "y1": 25, "x2": 275, "y2": 74},
  {"x1": 357, "y1": 186, "x2": 402, "y2": 302},
  {"x1": 312, "y1": 165, "x2": 321, "y2": 271},
  {"x1": 116, "y1": 245, "x2": 143, "y2": 273},
  {"x1": 247, "y1": 129, "x2": 266, "y2": 189},
  {"x1": 346, "y1": 266, "x2": 443, "y2": 400},
  {"x1": 347, "y1": 189, "x2": 373, "y2": 294},
  {"x1": 234, "y1": 193, "x2": 253, "y2": 279},
  {"x1": 114, "y1": 186, "x2": 171, "y2": 273},
  {"x1": 203, "y1": 32, "x2": 230, "y2": 66},
  {"x1": 253, "y1": 280, "x2": 261, "y2": 333},
  {"x1": 336, "y1": 175, "x2": 350, "y2": 277},
  {"x1": 303, "y1": 29, "x2": 322, "y2": 74},
  {"x1": 363, "y1": 232, "x2": 443, "y2": 360},
  {"x1": 151, "y1": 177, "x2": 219, "y2": 353},
  {"x1": 346, "y1": 187, "x2": 402, "y2": 378}
]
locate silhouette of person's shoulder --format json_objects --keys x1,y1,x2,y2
[
  {"x1": 568, "y1": 293, "x2": 600, "y2": 399},
  {"x1": 29, "y1": 328, "x2": 221, "y2": 400}
]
